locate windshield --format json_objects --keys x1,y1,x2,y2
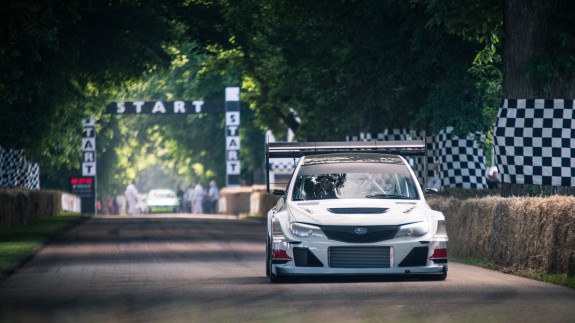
[
  {"x1": 149, "y1": 191, "x2": 176, "y2": 199},
  {"x1": 291, "y1": 163, "x2": 419, "y2": 201}
]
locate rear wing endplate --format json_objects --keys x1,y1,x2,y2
[{"x1": 265, "y1": 140, "x2": 426, "y2": 192}]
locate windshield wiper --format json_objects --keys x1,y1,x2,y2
[{"x1": 365, "y1": 194, "x2": 410, "y2": 199}]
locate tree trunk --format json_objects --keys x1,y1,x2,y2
[{"x1": 503, "y1": 0, "x2": 575, "y2": 98}]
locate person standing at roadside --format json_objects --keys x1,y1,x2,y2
[
  {"x1": 486, "y1": 166, "x2": 500, "y2": 189},
  {"x1": 176, "y1": 185, "x2": 185, "y2": 212},
  {"x1": 184, "y1": 183, "x2": 194, "y2": 213},
  {"x1": 426, "y1": 159, "x2": 442, "y2": 192},
  {"x1": 125, "y1": 180, "x2": 139, "y2": 215},
  {"x1": 191, "y1": 182, "x2": 204, "y2": 214},
  {"x1": 207, "y1": 180, "x2": 219, "y2": 214}
]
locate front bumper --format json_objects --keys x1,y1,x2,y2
[{"x1": 271, "y1": 238, "x2": 448, "y2": 276}]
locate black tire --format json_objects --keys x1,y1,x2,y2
[
  {"x1": 266, "y1": 237, "x2": 271, "y2": 277},
  {"x1": 267, "y1": 237, "x2": 281, "y2": 283},
  {"x1": 429, "y1": 266, "x2": 448, "y2": 281}
]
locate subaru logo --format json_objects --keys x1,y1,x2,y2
[{"x1": 354, "y1": 227, "x2": 368, "y2": 235}]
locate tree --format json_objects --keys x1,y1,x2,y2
[
  {"x1": 502, "y1": 1, "x2": 575, "y2": 98},
  {"x1": 217, "y1": 0, "x2": 490, "y2": 141},
  {"x1": 420, "y1": 0, "x2": 575, "y2": 195},
  {"x1": 93, "y1": 42, "x2": 265, "y2": 195}
]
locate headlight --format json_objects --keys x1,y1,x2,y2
[
  {"x1": 289, "y1": 222, "x2": 326, "y2": 238},
  {"x1": 395, "y1": 221, "x2": 429, "y2": 238}
]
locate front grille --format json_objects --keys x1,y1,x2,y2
[
  {"x1": 329, "y1": 246, "x2": 391, "y2": 268},
  {"x1": 320, "y1": 225, "x2": 400, "y2": 243}
]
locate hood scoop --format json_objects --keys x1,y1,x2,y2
[{"x1": 327, "y1": 207, "x2": 389, "y2": 214}]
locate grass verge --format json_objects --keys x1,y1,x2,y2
[
  {"x1": 0, "y1": 212, "x2": 88, "y2": 280},
  {"x1": 452, "y1": 255, "x2": 575, "y2": 289}
]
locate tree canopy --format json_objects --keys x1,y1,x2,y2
[{"x1": 2, "y1": 0, "x2": 573, "y2": 193}]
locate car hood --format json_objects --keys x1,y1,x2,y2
[
  {"x1": 147, "y1": 197, "x2": 178, "y2": 205},
  {"x1": 288, "y1": 199, "x2": 427, "y2": 226}
]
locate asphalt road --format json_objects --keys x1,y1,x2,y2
[{"x1": 1, "y1": 214, "x2": 574, "y2": 323}]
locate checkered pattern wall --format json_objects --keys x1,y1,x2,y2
[
  {"x1": 494, "y1": 99, "x2": 575, "y2": 186},
  {"x1": 425, "y1": 128, "x2": 487, "y2": 189},
  {"x1": 352, "y1": 128, "x2": 487, "y2": 189},
  {"x1": 270, "y1": 159, "x2": 298, "y2": 173},
  {"x1": 0, "y1": 146, "x2": 40, "y2": 190}
]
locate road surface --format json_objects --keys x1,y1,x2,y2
[{"x1": 1, "y1": 214, "x2": 574, "y2": 322}]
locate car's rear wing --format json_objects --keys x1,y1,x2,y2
[{"x1": 265, "y1": 140, "x2": 426, "y2": 192}]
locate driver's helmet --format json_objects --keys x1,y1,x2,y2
[{"x1": 378, "y1": 174, "x2": 394, "y2": 192}]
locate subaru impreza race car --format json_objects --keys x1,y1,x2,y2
[{"x1": 265, "y1": 141, "x2": 448, "y2": 282}]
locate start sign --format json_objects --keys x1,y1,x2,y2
[
  {"x1": 105, "y1": 100, "x2": 226, "y2": 114},
  {"x1": 101, "y1": 87, "x2": 242, "y2": 188}
]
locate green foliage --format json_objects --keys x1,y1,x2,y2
[
  {"x1": 7, "y1": 0, "x2": 573, "y2": 194},
  {"x1": 0, "y1": 212, "x2": 88, "y2": 278},
  {"x1": 96, "y1": 41, "x2": 264, "y2": 195},
  {"x1": 0, "y1": 0, "x2": 185, "y2": 191},
  {"x1": 217, "y1": 0, "x2": 494, "y2": 140}
]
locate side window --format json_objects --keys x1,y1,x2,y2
[
  {"x1": 402, "y1": 175, "x2": 418, "y2": 198},
  {"x1": 291, "y1": 176, "x2": 305, "y2": 201}
]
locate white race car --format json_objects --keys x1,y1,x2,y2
[{"x1": 265, "y1": 141, "x2": 448, "y2": 282}]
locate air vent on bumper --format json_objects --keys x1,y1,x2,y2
[
  {"x1": 293, "y1": 247, "x2": 324, "y2": 267},
  {"x1": 327, "y1": 207, "x2": 388, "y2": 214},
  {"x1": 398, "y1": 246, "x2": 429, "y2": 267}
]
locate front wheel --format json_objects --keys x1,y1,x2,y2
[
  {"x1": 266, "y1": 237, "x2": 281, "y2": 283},
  {"x1": 428, "y1": 266, "x2": 447, "y2": 281},
  {"x1": 266, "y1": 237, "x2": 271, "y2": 277}
]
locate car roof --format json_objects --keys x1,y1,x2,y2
[{"x1": 302, "y1": 153, "x2": 405, "y2": 166}]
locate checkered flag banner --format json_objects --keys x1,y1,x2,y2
[
  {"x1": 426, "y1": 128, "x2": 486, "y2": 189},
  {"x1": 349, "y1": 128, "x2": 487, "y2": 189},
  {"x1": 494, "y1": 99, "x2": 575, "y2": 186},
  {"x1": 270, "y1": 158, "x2": 298, "y2": 173},
  {"x1": 0, "y1": 146, "x2": 40, "y2": 190}
]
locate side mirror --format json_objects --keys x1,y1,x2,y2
[
  {"x1": 272, "y1": 189, "x2": 286, "y2": 196},
  {"x1": 425, "y1": 187, "x2": 439, "y2": 195}
]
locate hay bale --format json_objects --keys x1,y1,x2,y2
[
  {"x1": 0, "y1": 189, "x2": 71, "y2": 229},
  {"x1": 456, "y1": 197, "x2": 499, "y2": 259},
  {"x1": 533, "y1": 196, "x2": 575, "y2": 275},
  {"x1": 249, "y1": 190, "x2": 281, "y2": 216},
  {"x1": 429, "y1": 196, "x2": 500, "y2": 259},
  {"x1": 489, "y1": 196, "x2": 575, "y2": 276},
  {"x1": 0, "y1": 190, "x2": 16, "y2": 229},
  {"x1": 430, "y1": 194, "x2": 575, "y2": 276},
  {"x1": 219, "y1": 186, "x2": 252, "y2": 215}
]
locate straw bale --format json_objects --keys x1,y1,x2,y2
[
  {"x1": 539, "y1": 196, "x2": 575, "y2": 275},
  {"x1": 0, "y1": 189, "x2": 67, "y2": 230},
  {"x1": 429, "y1": 196, "x2": 500, "y2": 259},
  {"x1": 249, "y1": 190, "x2": 280, "y2": 216},
  {"x1": 484, "y1": 196, "x2": 575, "y2": 275},
  {"x1": 219, "y1": 186, "x2": 252, "y2": 215},
  {"x1": 429, "y1": 194, "x2": 575, "y2": 276},
  {"x1": 458, "y1": 197, "x2": 499, "y2": 259}
]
